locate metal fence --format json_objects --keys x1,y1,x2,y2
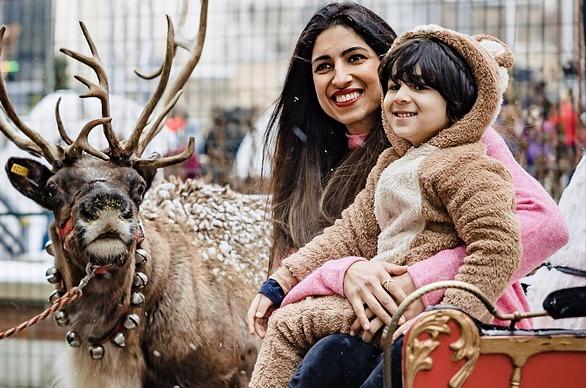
[{"x1": 0, "y1": 0, "x2": 584, "y2": 386}]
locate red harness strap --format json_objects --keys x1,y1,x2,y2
[{"x1": 59, "y1": 217, "x2": 74, "y2": 241}]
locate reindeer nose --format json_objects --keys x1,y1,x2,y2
[{"x1": 80, "y1": 190, "x2": 131, "y2": 222}]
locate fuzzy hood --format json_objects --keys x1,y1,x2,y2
[{"x1": 381, "y1": 25, "x2": 514, "y2": 156}]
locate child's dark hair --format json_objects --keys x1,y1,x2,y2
[{"x1": 379, "y1": 38, "x2": 477, "y2": 123}]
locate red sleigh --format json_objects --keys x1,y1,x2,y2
[{"x1": 383, "y1": 281, "x2": 586, "y2": 388}]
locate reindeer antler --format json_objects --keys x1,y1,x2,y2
[
  {"x1": 0, "y1": 26, "x2": 66, "y2": 169},
  {"x1": 0, "y1": 0, "x2": 207, "y2": 171},
  {"x1": 128, "y1": 0, "x2": 208, "y2": 169},
  {"x1": 60, "y1": 22, "x2": 124, "y2": 160}
]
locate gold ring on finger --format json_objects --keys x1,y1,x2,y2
[{"x1": 382, "y1": 278, "x2": 394, "y2": 292}]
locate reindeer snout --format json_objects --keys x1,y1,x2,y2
[{"x1": 80, "y1": 189, "x2": 132, "y2": 222}]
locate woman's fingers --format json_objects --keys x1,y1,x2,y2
[
  {"x1": 383, "y1": 262, "x2": 409, "y2": 276},
  {"x1": 361, "y1": 292, "x2": 393, "y2": 327},
  {"x1": 254, "y1": 316, "x2": 268, "y2": 339},
  {"x1": 348, "y1": 293, "x2": 371, "y2": 331},
  {"x1": 361, "y1": 317, "x2": 385, "y2": 343},
  {"x1": 256, "y1": 295, "x2": 274, "y2": 318},
  {"x1": 350, "y1": 307, "x2": 375, "y2": 335},
  {"x1": 246, "y1": 294, "x2": 262, "y2": 334},
  {"x1": 246, "y1": 294, "x2": 275, "y2": 338}
]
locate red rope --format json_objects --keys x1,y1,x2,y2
[{"x1": 0, "y1": 287, "x2": 82, "y2": 340}]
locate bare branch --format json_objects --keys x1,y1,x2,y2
[{"x1": 55, "y1": 97, "x2": 73, "y2": 145}]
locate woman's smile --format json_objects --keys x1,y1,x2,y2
[{"x1": 331, "y1": 88, "x2": 364, "y2": 107}]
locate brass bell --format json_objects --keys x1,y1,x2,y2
[
  {"x1": 135, "y1": 249, "x2": 148, "y2": 265},
  {"x1": 130, "y1": 291, "x2": 145, "y2": 307},
  {"x1": 45, "y1": 267, "x2": 61, "y2": 284},
  {"x1": 89, "y1": 344, "x2": 104, "y2": 359},
  {"x1": 123, "y1": 313, "x2": 140, "y2": 330},
  {"x1": 45, "y1": 240, "x2": 55, "y2": 256},
  {"x1": 112, "y1": 332, "x2": 126, "y2": 347},
  {"x1": 132, "y1": 272, "x2": 148, "y2": 288},
  {"x1": 54, "y1": 310, "x2": 69, "y2": 326},
  {"x1": 66, "y1": 331, "x2": 81, "y2": 347},
  {"x1": 49, "y1": 289, "x2": 64, "y2": 304}
]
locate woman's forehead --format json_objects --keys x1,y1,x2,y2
[{"x1": 311, "y1": 25, "x2": 373, "y2": 60}]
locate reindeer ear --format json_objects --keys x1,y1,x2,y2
[
  {"x1": 134, "y1": 165, "x2": 157, "y2": 191},
  {"x1": 5, "y1": 157, "x2": 55, "y2": 209}
]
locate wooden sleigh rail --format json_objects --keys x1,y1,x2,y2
[{"x1": 382, "y1": 281, "x2": 586, "y2": 388}]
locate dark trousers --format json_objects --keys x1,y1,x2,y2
[{"x1": 288, "y1": 333, "x2": 385, "y2": 388}]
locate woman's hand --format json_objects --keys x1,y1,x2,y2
[
  {"x1": 247, "y1": 293, "x2": 275, "y2": 338},
  {"x1": 350, "y1": 272, "x2": 424, "y2": 343},
  {"x1": 343, "y1": 261, "x2": 410, "y2": 331},
  {"x1": 246, "y1": 266, "x2": 297, "y2": 339}
]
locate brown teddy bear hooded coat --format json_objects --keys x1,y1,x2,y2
[{"x1": 250, "y1": 26, "x2": 521, "y2": 387}]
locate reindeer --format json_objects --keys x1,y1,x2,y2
[{"x1": 0, "y1": 1, "x2": 269, "y2": 386}]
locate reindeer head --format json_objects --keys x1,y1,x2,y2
[{"x1": 0, "y1": 3, "x2": 207, "y2": 292}]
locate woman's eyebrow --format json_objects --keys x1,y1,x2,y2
[
  {"x1": 312, "y1": 46, "x2": 368, "y2": 63},
  {"x1": 340, "y1": 46, "x2": 367, "y2": 56},
  {"x1": 312, "y1": 54, "x2": 331, "y2": 63}
]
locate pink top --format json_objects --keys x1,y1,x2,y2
[
  {"x1": 282, "y1": 127, "x2": 569, "y2": 329},
  {"x1": 347, "y1": 132, "x2": 368, "y2": 150}
]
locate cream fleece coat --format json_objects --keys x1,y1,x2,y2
[{"x1": 250, "y1": 26, "x2": 522, "y2": 387}]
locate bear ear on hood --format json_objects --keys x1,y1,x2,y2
[
  {"x1": 474, "y1": 34, "x2": 514, "y2": 70},
  {"x1": 474, "y1": 34, "x2": 514, "y2": 96}
]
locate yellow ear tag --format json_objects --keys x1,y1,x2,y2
[{"x1": 10, "y1": 163, "x2": 29, "y2": 177}]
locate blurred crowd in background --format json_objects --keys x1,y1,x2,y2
[{"x1": 168, "y1": 89, "x2": 584, "y2": 201}]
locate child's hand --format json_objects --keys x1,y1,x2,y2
[{"x1": 247, "y1": 293, "x2": 275, "y2": 338}]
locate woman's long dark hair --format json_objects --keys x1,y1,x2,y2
[{"x1": 265, "y1": 2, "x2": 397, "y2": 272}]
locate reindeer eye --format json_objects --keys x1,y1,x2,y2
[
  {"x1": 47, "y1": 182, "x2": 58, "y2": 197},
  {"x1": 135, "y1": 183, "x2": 145, "y2": 199}
]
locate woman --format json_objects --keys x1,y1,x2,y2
[{"x1": 248, "y1": 2, "x2": 568, "y2": 386}]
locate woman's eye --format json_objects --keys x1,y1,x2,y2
[
  {"x1": 314, "y1": 63, "x2": 331, "y2": 73},
  {"x1": 348, "y1": 54, "x2": 366, "y2": 63}
]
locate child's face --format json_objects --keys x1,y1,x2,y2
[{"x1": 383, "y1": 73, "x2": 450, "y2": 146}]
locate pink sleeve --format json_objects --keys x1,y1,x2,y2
[
  {"x1": 281, "y1": 256, "x2": 365, "y2": 306},
  {"x1": 409, "y1": 127, "x2": 569, "y2": 306}
]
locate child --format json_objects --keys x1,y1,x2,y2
[{"x1": 250, "y1": 26, "x2": 522, "y2": 387}]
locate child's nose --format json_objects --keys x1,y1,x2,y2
[{"x1": 393, "y1": 85, "x2": 411, "y2": 103}]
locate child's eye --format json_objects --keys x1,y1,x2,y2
[
  {"x1": 388, "y1": 83, "x2": 400, "y2": 91},
  {"x1": 314, "y1": 63, "x2": 332, "y2": 73}
]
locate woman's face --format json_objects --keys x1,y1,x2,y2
[{"x1": 311, "y1": 26, "x2": 382, "y2": 135}]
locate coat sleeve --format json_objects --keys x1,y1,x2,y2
[
  {"x1": 408, "y1": 127, "x2": 568, "y2": 306},
  {"x1": 281, "y1": 149, "x2": 396, "y2": 281},
  {"x1": 428, "y1": 146, "x2": 522, "y2": 320}
]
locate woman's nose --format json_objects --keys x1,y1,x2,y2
[{"x1": 332, "y1": 66, "x2": 352, "y2": 88}]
